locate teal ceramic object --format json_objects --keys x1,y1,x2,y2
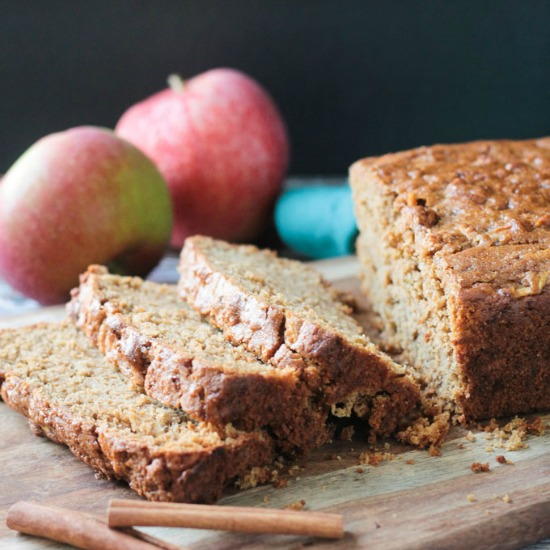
[{"x1": 275, "y1": 184, "x2": 358, "y2": 259}]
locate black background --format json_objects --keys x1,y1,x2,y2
[{"x1": 2, "y1": 1, "x2": 549, "y2": 174}]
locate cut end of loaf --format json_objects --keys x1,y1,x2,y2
[{"x1": 350, "y1": 137, "x2": 550, "y2": 422}]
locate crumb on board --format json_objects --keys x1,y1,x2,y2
[
  {"x1": 466, "y1": 494, "x2": 477, "y2": 502},
  {"x1": 471, "y1": 462, "x2": 491, "y2": 473},
  {"x1": 237, "y1": 458, "x2": 306, "y2": 490},
  {"x1": 465, "y1": 431, "x2": 476, "y2": 442},
  {"x1": 397, "y1": 412, "x2": 450, "y2": 453},
  {"x1": 429, "y1": 446, "x2": 441, "y2": 457},
  {"x1": 359, "y1": 450, "x2": 395, "y2": 466},
  {"x1": 496, "y1": 455, "x2": 514, "y2": 465},
  {"x1": 405, "y1": 459, "x2": 415, "y2": 465},
  {"x1": 285, "y1": 499, "x2": 306, "y2": 511},
  {"x1": 236, "y1": 466, "x2": 274, "y2": 490},
  {"x1": 355, "y1": 467, "x2": 365, "y2": 474},
  {"x1": 501, "y1": 494, "x2": 512, "y2": 503},
  {"x1": 479, "y1": 416, "x2": 545, "y2": 451}
]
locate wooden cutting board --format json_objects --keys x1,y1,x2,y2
[{"x1": 0, "y1": 256, "x2": 549, "y2": 550}]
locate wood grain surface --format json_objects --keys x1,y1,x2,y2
[{"x1": 0, "y1": 257, "x2": 548, "y2": 550}]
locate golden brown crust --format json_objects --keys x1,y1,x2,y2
[
  {"x1": 351, "y1": 138, "x2": 550, "y2": 421},
  {"x1": 1, "y1": 373, "x2": 272, "y2": 503},
  {"x1": 0, "y1": 323, "x2": 274, "y2": 503},
  {"x1": 68, "y1": 266, "x2": 330, "y2": 454},
  {"x1": 354, "y1": 137, "x2": 550, "y2": 256},
  {"x1": 178, "y1": 237, "x2": 423, "y2": 439}
]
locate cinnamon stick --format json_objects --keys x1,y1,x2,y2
[
  {"x1": 6, "y1": 501, "x2": 171, "y2": 550},
  {"x1": 108, "y1": 499, "x2": 344, "y2": 539},
  {"x1": 120, "y1": 527, "x2": 184, "y2": 550}
]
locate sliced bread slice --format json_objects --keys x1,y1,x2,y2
[
  {"x1": 0, "y1": 322, "x2": 273, "y2": 503},
  {"x1": 178, "y1": 236, "x2": 424, "y2": 440},
  {"x1": 68, "y1": 266, "x2": 330, "y2": 454}
]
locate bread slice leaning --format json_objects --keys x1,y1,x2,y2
[
  {"x1": 68, "y1": 266, "x2": 330, "y2": 454},
  {"x1": 0, "y1": 322, "x2": 273, "y2": 503},
  {"x1": 179, "y1": 236, "x2": 424, "y2": 440}
]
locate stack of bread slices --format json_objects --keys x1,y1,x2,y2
[{"x1": 0, "y1": 235, "x2": 445, "y2": 503}]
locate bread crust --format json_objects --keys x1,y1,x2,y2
[
  {"x1": 0, "y1": 325, "x2": 274, "y2": 503},
  {"x1": 68, "y1": 266, "x2": 330, "y2": 454},
  {"x1": 350, "y1": 138, "x2": 550, "y2": 421},
  {"x1": 178, "y1": 237, "x2": 422, "y2": 438},
  {"x1": 441, "y1": 245, "x2": 550, "y2": 419}
]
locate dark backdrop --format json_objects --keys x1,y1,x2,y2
[{"x1": 2, "y1": 1, "x2": 549, "y2": 174}]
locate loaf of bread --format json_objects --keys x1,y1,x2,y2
[
  {"x1": 350, "y1": 138, "x2": 550, "y2": 421},
  {"x1": 0, "y1": 322, "x2": 273, "y2": 502},
  {"x1": 179, "y1": 235, "x2": 423, "y2": 441},
  {"x1": 69, "y1": 266, "x2": 330, "y2": 454}
]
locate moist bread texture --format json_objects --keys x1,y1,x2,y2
[
  {"x1": 69, "y1": 266, "x2": 330, "y2": 454},
  {"x1": 0, "y1": 322, "x2": 273, "y2": 503},
  {"x1": 178, "y1": 235, "x2": 423, "y2": 441},
  {"x1": 350, "y1": 138, "x2": 550, "y2": 422}
]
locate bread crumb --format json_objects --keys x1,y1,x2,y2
[
  {"x1": 471, "y1": 462, "x2": 490, "y2": 473},
  {"x1": 466, "y1": 494, "x2": 477, "y2": 502},
  {"x1": 405, "y1": 459, "x2": 415, "y2": 465},
  {"x1": 285, "y1": 499, "x2": 306, "y2": 511},
  {"x1": 465, "y1": 431, "x2": 476, "y2": 442},
  {"x1": 526, "y1": 416, "x2": 545, "y2": 436},
  {"x1": 501, "y1": 494, "x2": 512, "y2": 503},
  {"x1": 355, "y1": 467, "x2": 365, "y2": 473},
  {"x1": 359, "y1": 450, "x2": 395, "y2": 466},
  {"x1": 485, "y1": 445, "x2": 494, "y2": 453},
  {"x1": 495, "y1": 455, "x2": 514, "y2": 465},
  {"x1": 482, "y1": 418, "x2": 500, "y2": 432},
  {"x1": 429, "y1": 445, "x2": 441, "y2": 457},
  {"x1": 397, "y1": 412, "x2": 450, "y2": 450},
  {"x1": 236, "y1": 466, "x2": 273, "y2": 489},
  {"x1": 480, "y1": 416, "x2": 544, "y2": 451}
]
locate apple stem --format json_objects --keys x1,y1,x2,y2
[{"x1": 167, "y1": 74, "x2": 186, "y2": 93}]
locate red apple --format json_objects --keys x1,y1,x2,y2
[
  {"x1": 115, "y1": 68, "x2": 289, "y2": 248},
  {"x1": 0, "y1": 126, "x2": 172, "y2": 304}
]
